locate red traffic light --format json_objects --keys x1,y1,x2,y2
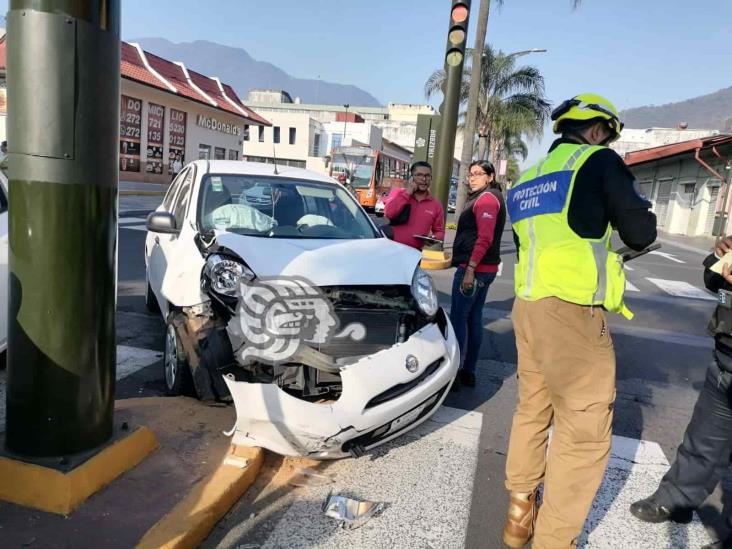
[{"x1": 451, "y1": 4, "x2": 468, "y2": 23}]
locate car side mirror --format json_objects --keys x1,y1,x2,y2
[{"x1": 146, "y1": 211, "x2": 179, "y2": 235}]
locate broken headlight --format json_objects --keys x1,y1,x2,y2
[
  {"x1": 411, "y1": 267, "x2": 438, "y2": 318},
  {"x1": 204, "y1": 254, "x2": 255, "y2": 297}
]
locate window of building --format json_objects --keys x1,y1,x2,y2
[
  {"x1": 243, "y1": 125, "x2": 250, "y2": 141},
  {"x1": 259, "y1": 126, "x2": 265, "y2": 142},
  {"x1": 229, "y1": 150, "x2": 239, "y2": 160},
  {"x1": 332, "y1": 133, "x2": 342, "y2": 150},
  {"x1": 683, "y1": 183, "x2": 696, "y2": 194},
  {"x1": 214, "y1": 147, "x2": 226, "y2": 160},
  {"x1": 313, "y1": 134, "x2": 321, "y2": 156},
  {"x1": 274, "y1": 126, "x2": 281, "y2": 144},
  {"x1": 198, "y1": 144, "x2": 211, "y2": 159},
  {"x1": 289, "y1": 127, "x2": 296, "y2": 145}
]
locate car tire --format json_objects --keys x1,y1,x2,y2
[
  {"x1": 163, "y1": 316, "x2": 194, "y2": 397},
  {"x1": 145, "y1": 280, "x2": 160, "y2": 313}
]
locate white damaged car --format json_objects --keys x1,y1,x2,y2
[{"x1": 144, "y1": 160, "x2": 459, "y2": 459}]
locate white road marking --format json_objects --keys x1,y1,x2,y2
[
  {"x1": 578, "y1": 435, "x2": 712, "y2": 547},
  {"x1": 0, "y1": 345, "x2": 163, "y2": 431},
  {"x1": 623, "y1": 265, "x2": 634, "y2": 271},
  {"x1": 258, "y1": 406, "x2": 482, "y2": 549},
  {"x1": 625, "y1": 281, "x2": 640, "y2": 292},
  {"x1": 646, "y1": 278, "x2": 716, "y2": 301},
  {"x1": 119, "y1": 217, "x2": 148, "y2": 231},
  {"x1": 649, "y1": 250, "x2": 685, "y2": 264}
]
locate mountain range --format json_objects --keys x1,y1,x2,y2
[
  {"x1": 132, "y1": 38, "x2": 383, "y2": 107},
  {"x1": 620, "y1": 86, "x2": 732, "y2": 131}
]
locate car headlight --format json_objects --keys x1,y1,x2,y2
[
  {"x1": 411, "y1": 267, "x2": 438, "y2": 317},
  {"x1": 204, "y1": 254, "x2": 255, "y2": 297}
]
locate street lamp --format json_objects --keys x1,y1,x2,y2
[{"x1": 507, "y1": 48, "x2": 548, "y2": 59}]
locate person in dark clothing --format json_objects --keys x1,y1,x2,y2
[
  {"x1": 630, "y1": 235, "x2": 732, "y2": 549},
  {"x1": 450, "y1": 160, "x2": 506, "y2": 389}
]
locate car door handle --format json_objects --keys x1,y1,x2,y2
[{"x1": 155, "y1": 236, "x2": 160, "y2": 245}]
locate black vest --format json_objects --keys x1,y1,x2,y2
[{"x1": 451, "y1": 186, "x2": 506, "y2": 267}]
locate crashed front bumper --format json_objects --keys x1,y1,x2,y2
[{"x1": 223, "y1": 310, "x2": 459, "y2": 458}]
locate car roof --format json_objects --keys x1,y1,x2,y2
[{"x1": 190, "y1": 160, "x2": 338, "y2": 186}]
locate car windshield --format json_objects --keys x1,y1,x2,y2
[{"x1": 198, "y1": 174, "x2": 379, "y2": 239}]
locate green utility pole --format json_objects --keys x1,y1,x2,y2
[
  {"x1": 5, "y1": 0, "x2": 121, "y2": 457},
  {"x1": 413, "y1": 113, "x2": 441, "y2": 166},
  {"x1": 432, "y1": 1, "x2": 471, "y2": 214}
]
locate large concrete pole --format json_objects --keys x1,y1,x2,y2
[
  {"x1": 432, "y1": 1, "x2": 471, "y2": 216},
  {"x1": 4, "y1": 0, "x2": 121, "y2": 457}
]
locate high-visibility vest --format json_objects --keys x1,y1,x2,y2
[{"x1": 507, "y1": 143, "x2": 633, "y2": 320}]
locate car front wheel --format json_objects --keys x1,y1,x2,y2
[{"x1": 164, "y1": 317, "x2": 194, "y2": 396}]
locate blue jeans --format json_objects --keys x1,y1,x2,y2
[{"x1": 449, "y1": 266, "x2": 497, "y2": 373}]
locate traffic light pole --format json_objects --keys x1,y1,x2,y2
[
  {"x1": 5, "y1": 0, "x2": 120, "y2": 457},
  {"x1": 432, "y1": 1, "x2": 471, "y2": 216}
]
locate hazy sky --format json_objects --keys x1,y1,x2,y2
[{"x1": 3, "y1": 0, "x2": 731, "y2": 166}]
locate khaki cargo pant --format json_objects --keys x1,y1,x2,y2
[{"x1": 505, "y1": 297, "x2": 616, "y2": 549}]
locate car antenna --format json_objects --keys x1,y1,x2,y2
[{"x1": 272, "y1": 144, "x2": 280, "y2": 175}]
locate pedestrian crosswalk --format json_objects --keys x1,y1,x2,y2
[{"x1": 119, "y1": 216, "x2": 149, "y2": 231}]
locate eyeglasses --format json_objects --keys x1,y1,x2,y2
[{"x1": 413, "y1": 173, "x2": 432, "y2": 179}]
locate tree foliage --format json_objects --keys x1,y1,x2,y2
[{"x1": 424, "y1": 44, "x2": 551, "y2": 167}]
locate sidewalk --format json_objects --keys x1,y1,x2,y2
[{"x1": 656, "y1": 230, "x2": 716, "y2": 256}]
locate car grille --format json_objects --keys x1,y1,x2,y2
[
  {"x1": 341, "y1": 383, "x2": 449, "y2": 455},
  {"x1": 310, "y1": 308, "x2": 401, "y2": 358},
  {"x1": 364, "y1": 358, "x2": 444, "y2": 409}
]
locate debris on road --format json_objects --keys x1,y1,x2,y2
[
  {"x1": 289, "y1": 467, "x2": 336, "y2": 488},
  {"x1": 321, "y1": 490, "x2": 385, "y2": 529}
]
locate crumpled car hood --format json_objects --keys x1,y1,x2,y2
[{"x1": 213, "y1": 231, "x2": 421, "y2": 286}]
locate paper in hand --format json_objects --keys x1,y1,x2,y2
[{"x1": 711, "y1": 251, "x2": 732, "y2": 274}]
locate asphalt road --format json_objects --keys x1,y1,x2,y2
[{"x1": 115, "y1": 202, "x2": 729, "y2": 547}]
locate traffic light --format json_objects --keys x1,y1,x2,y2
[
  {"x1": 446, "y1": 2, "x2": 470, "y2": 69},
  {"x1": 432, "y1": 1, "x2": 471, "y2": 216}
]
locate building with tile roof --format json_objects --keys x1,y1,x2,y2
[{"x1": 0, "y1": 35, "x2": 271, "y2": 183}]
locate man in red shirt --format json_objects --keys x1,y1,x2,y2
[{"x1": 383, "y1": 161, "x2": 445, "y2": 250}]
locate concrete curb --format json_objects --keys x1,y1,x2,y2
[
  {"x1": 136, "y1": 444, "x2": 264, "y2": 549},
  {"x1": 0, "y1": 426, "x2": 159, "y2": 516}
]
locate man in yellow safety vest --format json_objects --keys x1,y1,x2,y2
[{"x1": 501, "y1": 93, "x2": 657, "y2": 549}]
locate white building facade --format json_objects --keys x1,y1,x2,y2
[
  {"x1": 242, "y1": 111, "x2": 328, "y2": 169},
  {"x1": 612, "y1": 127, "x2": 720, "y2": 158}
]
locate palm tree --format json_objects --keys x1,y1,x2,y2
[{"x1": 425, "y1": 44, "x2": 551, "y2": 167}]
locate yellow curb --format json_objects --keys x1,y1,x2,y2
[
  {"x1": 119, "y1": 190, "x2": 167, "y2": 196},
  {"x1": 0, "y1": 426, "x2": 159, "y2": 516},
  {"x1": 136, "y1": 445, "x2": 264, "y2": 549},
  {"x1": 421, "y1": 250, "x2": 452, "y2": 270}
]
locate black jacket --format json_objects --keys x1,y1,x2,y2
[
  {"x1": 452, "y1": 186, "x2": 506, "y2": 267},
  {"x1": 703, "y1": 253, "x2": 732, "y2": 370},
  {"x1": 514, "y1": 138, "x2": 657, "y2": 255}
]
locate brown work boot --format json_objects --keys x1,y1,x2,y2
[{"x1": 502, "y1": 489, "x2": 538, "y2": 548}]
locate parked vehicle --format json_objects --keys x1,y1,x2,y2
[
  {"x1": 144, "y1": 160, "x2": 459, "y2": 458},
  {"x1": 375, "y1": 195, "x2": 385, "y2": 217}
]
